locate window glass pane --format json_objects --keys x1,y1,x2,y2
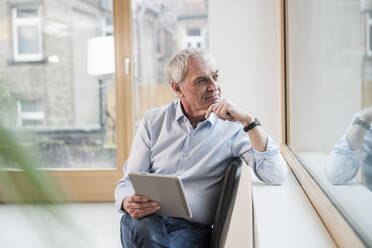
[
  {"x1": 22, "y1": 119, "x2": 43, "y2": 126},
  {"x1": 187, "y1": 28, "x2": 201, "y2": 36},
  {"x1": 0, "y1": 1, "x2": 116, "y2": 169},
  {"x1": 17, "y1": 26, "x2": 39, "y2": 54},
  {"x1": 20, "y1": 100, "x2": 43, "y2": 112},
  {"x1": 17, "y1": 8, "x2": 37, "y2": 18},
  {"x1": 18, "y1": 100, "x2": 45, "y2": 126},
  {"x1": 131, "y1": 0, "x2": 208, "y2": 126},
  {"x1": 287, "y1": 0, "x2": 372, "y2": 245}
]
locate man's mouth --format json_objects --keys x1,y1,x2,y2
[{"x1": 205, "y1": 94, "x2": 220, "y2": 101}]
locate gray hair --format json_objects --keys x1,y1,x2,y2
[{"x1": 165, "y1": 48, "x2": 215, "y2": 86}]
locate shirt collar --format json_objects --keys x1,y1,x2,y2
[
  {"x1": 175, "y1": 100, "x2": 217, "y2": 127},
  {"x1": 175, "y1": 100, "x2": 185, "y2": 122}
]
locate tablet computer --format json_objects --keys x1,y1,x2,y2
[{"x1": 128, "y1": 172, "x2": 192, "y2": 218}]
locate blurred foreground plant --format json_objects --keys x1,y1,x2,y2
[
  {"x1": 0, "y1": 77, "x2": 64, "y2": 202},
  {"x1": 0, "y1": 126, "x2": 65, "y2": 203},
  {"x1": 0, "y1": 122, "x2": 90, "y2": 248},
  {"x1": 0, "y1": 82, "x2": 78, "y2": 247},
  {"x1": 0, "y1": 81, "x2": 101, "y2": 248}
]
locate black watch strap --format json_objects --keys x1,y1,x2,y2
[
  {"x1": 244, "y1": 118, "x2": 261, "y2": 132},
  {"x1": 353, "y1": 116, "x2": 370, "y2": 130}
]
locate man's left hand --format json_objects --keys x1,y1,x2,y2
[{"x1": 205, "y1": 99, "x2": 253, "y2": 127}]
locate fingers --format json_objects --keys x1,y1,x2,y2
[
  {"x1": 126, "y1": 201, "x2": 159, "y2": 209},
  {"x1": 208, "y1": 99, "x2": 233, "y2": 121},
  {"x1": 205, "y1": 103, "x2": 217, "y2": 119},
  {"x1": 127, "y1": 203, "x2": 160, "y2": 219},
  {"x1": 123, "y1": 193, "x2": 160, "y2": 219},
  {"x1": 129, "y1": 193, "x2": 149, "y2": 203},
  {"x1": 215, "y1": 102, "x2": 225, "y2": 116},
  {"x1": 131, "y1": 205, "x2": 160, "y2": 219},
  {"x1": 218, "y1": 101, "x2": 230, "y2": 118}
]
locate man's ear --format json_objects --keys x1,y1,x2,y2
[{"x1": 171, "y1": 81, "x2": 183, "y2": 98}]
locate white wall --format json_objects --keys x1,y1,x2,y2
[
  {"x1": 209, "y1": 1, "x2": 283, "y2": 246},
  {"x1": 209, "y1": 0, "x2": 283, "y2": 143}
]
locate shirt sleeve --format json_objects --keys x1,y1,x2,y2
[
  {"x1": 231, "y1": 129, "x2": 288, "y2": 185},
  {"x1": 114, "y1": 114, "x2": 153, "y2": 213},
  {"x1": 325, "y1": 134, "x2": 360, "y2": 185}
]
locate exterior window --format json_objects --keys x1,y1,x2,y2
[
  {"x1": 102, "y1": 16, "x2": 113, "y2": 36},
  {"x1": 285, "y1": 0, "x2": 372, "y2": 246},
  {"x1": 17, "y1": 100, "x2": 44, "y2": 127},
  {"x1": 183, "y1": 28, "x2": 203, "y2": 49},
  {"x1": 12, "y1": 6, "x2": 43, "y2": 62}
]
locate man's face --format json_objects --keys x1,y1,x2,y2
[{"x1": 179, "y1": 56, "x2": 221, "y2": 112}]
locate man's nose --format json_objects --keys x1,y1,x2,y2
[{"x1": 208, "y1": 77, "x2": 218, "y2": 91}]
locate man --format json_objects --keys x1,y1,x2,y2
[
  {"x1": 115, "y1": 48, "x2": 287, "y2": 248},
  {"x1": 325, "y1": 106, "x2": 372, "y2": 190}
]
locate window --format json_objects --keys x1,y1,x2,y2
[
  {"x1": 17, "y1": 100, "x2": 44, "y2": 127},
  {"x1": 183, "y1": 28, "x2": 203, "y2": 49},
  {"x1": 12, "y1": 6, "x2": 43, "y2": 62},
  {"x1": 102, "y1": 16, "x2": 113, "y2": 36},
  {"x1": 283, "y1": 0, "x2": 372, "y2": 246},
  {"x1": 0, "y1": 0, "x2": 207, "y2": 202},
  {"x1": 0, "y1": 0, "x2": 127, "y2": 201}
]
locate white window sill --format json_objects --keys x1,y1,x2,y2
[{"x1": 252, "y1": 164, "x2": 335, "y2": 247}]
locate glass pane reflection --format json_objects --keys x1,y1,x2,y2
[{"x1": 288, "y1": 0, "x2": 372, "y2": 245}]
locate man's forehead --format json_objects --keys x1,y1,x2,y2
[{"x1": 188, "y1": 56, "x2": 218, "y2": 74}]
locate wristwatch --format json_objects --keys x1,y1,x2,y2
[
  {"x1": 353, "y1": 116, "x2": 370, "y2": 130},
  {"x1": 244, "y1": 118, "x2": 261, "y2": 132}
]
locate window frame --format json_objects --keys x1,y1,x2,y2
[
  {"x1": 16, "y1": 100, "x2": 45, "y2": 127},
  {"x1": 280, "y1": 0, "x2": 367, "y2": 247},
  {"x1": 11, "y1": 6, "x2": 43, "y2": 62},
  {"x1": 0, "y1": 0, "x2": 134, "y2": 202}
]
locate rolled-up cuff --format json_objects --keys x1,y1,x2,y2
[
  {"x1": 114, "y1": 183, "x2": 135, "y2": 214},
  {"x1": 241, "y1": 136, "x2": 288, "y2": 185}
]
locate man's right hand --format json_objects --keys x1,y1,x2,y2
[{"x1": 123, "y1": 193, "x2": 160, "y2": 219}]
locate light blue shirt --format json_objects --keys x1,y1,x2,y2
[
  {"x1": 325, "y1": 113, "x2": 372, "y2": 185},
  {"x1": 115, "y1": 101, "x2": 288, "y2": 224}
]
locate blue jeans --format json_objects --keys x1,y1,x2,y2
[{"x1": 120, "y1": 214, "x2": 212, "y2": 248}]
